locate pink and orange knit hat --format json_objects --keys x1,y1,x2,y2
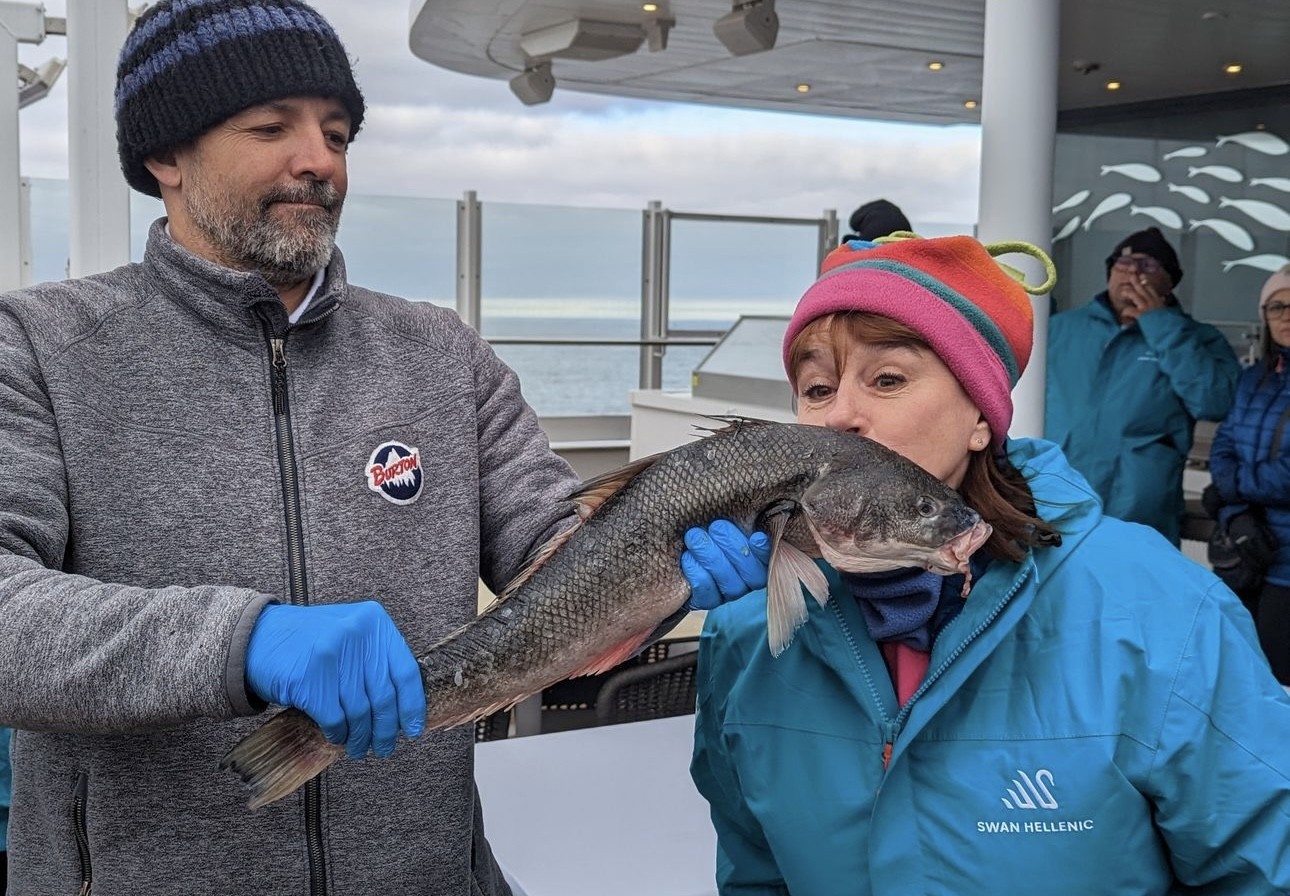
[{"x1": 782, "y1": 234, "x2": 1056, "y2": 447}]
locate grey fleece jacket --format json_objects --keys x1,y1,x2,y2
[{"x1": 0, "y1": 220, "x2": 580, "y2": 895}]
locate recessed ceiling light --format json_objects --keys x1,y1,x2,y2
[
  {"x1": 1224, "y1": 63, "x2": 1242, "y2": 74},
  {"x1": 927, "y1": 61, "x2": 944, "y2": 71},
  {"x1": 1105, "y1": 80, "x2": 1122, "y2": 91},
  {"x1": 642, "y1": 2, "x2": 658, "y2": 10},
  {"x1": 795, "y1": 83, "x2": 811, "y2": 93},
  {"x1": 964, "y1": 99, "x2": 978, "y2": 109}
]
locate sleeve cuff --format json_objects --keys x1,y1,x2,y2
[{"x1": 224, "y1": 594, "x2": 278, "y2": 716}]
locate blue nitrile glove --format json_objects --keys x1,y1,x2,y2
[
  {"x1": 681, "y1": 520, "x2": 772, "y2": 610},
  {"x1": 245, "y1": 601, "x2": 426, "y2": 760}
]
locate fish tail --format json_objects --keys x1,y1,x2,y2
[{"x1": 219, "y1": 708, "x2": 345, "y2": 810}]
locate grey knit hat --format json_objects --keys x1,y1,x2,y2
[{"x1": 115, "y1": 0, "x2": 366, "y2": 197}]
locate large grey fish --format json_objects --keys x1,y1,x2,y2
[{"x1": 221, "y1": 419, "x2": 991, "y2": 808}]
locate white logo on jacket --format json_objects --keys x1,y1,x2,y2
[
  {"x1": 974, "y1": 768, "x2": 1095, "y2": 835},
  {"x1": 1001, "y1": 768, "x2": 1058, "y2": 810}
]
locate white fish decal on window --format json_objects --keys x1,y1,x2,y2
[
  {"x1": 1189, "y1": 218, "x2": 1255, "y2": 251},
  {"x1": 1221, "y1": 254, "x2": 1290, "y2": 273},
  {"x1": 1100, "y1": 163, "x2": 1161, "y2": 183},
  {"x1": 1162, "y1": 146, "x2": 1207, "y2": 160},
  {"x1": 1215, "y1": 132, "x2": 1290, "y2": 156},
  {"x1": 1218, "y1": 197, "x2": 1290, "y2": 231},
  {"x1": 1082, "y1": 193, "x2": 1132, "y2": 230},
  {"x1": 1129, "y1": 206, "x2": 1183, "y2": 229},
  {"x1": 1250, "y1": 177, "x2": 1290, "y2": 194},
  {"x1": 1053, "y1": 216, "x2": 1081, "y2": 242},
  {"x1": 1167, "y1": 183, "x2": 1210, "y2": 204},
  {"x1": 1052, "y1": 189, "x2": 1091, "y2": 214},
  {"x1": 1188, "y1": 165, "x2": 1243, "y2": 183}
]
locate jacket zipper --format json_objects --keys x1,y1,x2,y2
[
  {"x1": 72, "y1": 772, "x2": 91, "y2": 896},
  {"x1": 832, "y1": 565, "x2": 1031, "y2": 772},
  {"x1": 266, "y1": 329, "x2": 328, "y2": 896}
]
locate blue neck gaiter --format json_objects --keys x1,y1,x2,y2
[{"x1": 841, "y1": 567, "x2": 944, "y2": 651}]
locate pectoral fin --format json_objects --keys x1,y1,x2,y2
[{"x1": 763, "y1": 511, "x2": 830, "y2": 657}]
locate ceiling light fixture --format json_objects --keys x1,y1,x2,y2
[
  {"x1": 927, "y1": 61, "x2": 944, "y2": 71},
  {"x1": 714, "y1": 0, "x2": 778, "y2": 56},
  {"x1": 642, "y1": 2, "x2": 659, "y2": 10},
  {"x1": 1224, "y1": 63, "x2": 1242, "y2": 74},
  {"x1": 1105, "y1": 80, "x2": 1121, "y2": 91},
  {"x1": 519, "y1": 19, "x2": 646, "y2": 62},
  {"x1": 509, "y1": 60, "x2": 556, "y2": 106},
  {"x1": 795, "y1": 83, "x2": 810, "y2": 93},
  {"x1": 964, "y1": 99, "x2": 978, "y2": 109}
]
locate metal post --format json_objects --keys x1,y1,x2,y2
[
  {"x1": 639, "y1": 200, "x2": 668, "y2": 390},
  {"x1": 818, "y1": 207, "x2": 838, "y2": 268},
  {"x1": 66, "y1": 0, "x2": 130, "y2": 277},
  {"x1": 976, "y1": 0, "x2": 1059, "y2": 441},
  {"x1": 18, "y1": 175, "x2": 31, "y2": 286},
  {"x1": 0, "y1": 2, "x2": 45, "y2": 293},
  {"x1": 455, "y1": 190, "x2": 482, "y2": 331}
]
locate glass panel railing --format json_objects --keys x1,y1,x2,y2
[
  {"x1": 667, "y1": 216, "x2": 821, "y2": 332},
  {"x1": 479, "y1": 200, "x2": 644, "y2": 416},
  {"x1": 336, "y1": 194, "x2": 456, "y2": 303}
]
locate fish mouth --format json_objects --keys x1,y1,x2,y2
[
  {"x1": 806, "y1": 516, "x2": 992, "y2": 579},
  {"x1": 923, "y1": 519, "x2": 993, "y2": 579}
]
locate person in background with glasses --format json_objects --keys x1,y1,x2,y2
[
  {"x1": 1208, "y1": 264, "x2": 1290, "y2": 683},
  {"x1": 1044, "y1": 227, "x2": 1240, "y2": 545}
]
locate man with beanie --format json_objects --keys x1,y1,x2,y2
[
  {"x1": 840, "y1": 198, "x2": 912, "y2": 243},
  {"x1": 0, "y1": 2, "x2": 762, "y2": 893},
  {"x1": 1045, "y1": 227, "x2": 1240, "y2": 545}
]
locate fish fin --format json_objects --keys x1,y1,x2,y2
[
  {"x1": 762, "y1": 510, "x2": 829, "y2": 658},
  {"x1": 493, "y1": 524, "x2": 585, "y2": 601},
  {"x1": 571, "y1": 454, "x2": 664, "y2": 515},
  {"x1": 427, "y1": 693, "x2": 535, "y2": 732},
  {"x1": 568, "y1": 630, "x2": 656, "y2": 677},
  {"x1": 220, "y1": 708, "x2": 345, "y2": 810},
  {"x1": 689, "y1": 415, "x2": 780, "y2": 439},
  {"x1": 493, "y1": 455, "x2": 673, "y2": 602}
]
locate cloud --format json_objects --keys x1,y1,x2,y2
[
  {"x1": 16, "y1": 0, "x2": 980, "y2": 228},
  {"x1": 353, "y1": 101, "x2": 980, "y2": 224}
]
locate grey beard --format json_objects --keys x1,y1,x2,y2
[{"x1": 188, "y1": 183, "x2": 343, "y2": 285}]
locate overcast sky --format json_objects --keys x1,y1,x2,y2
[{"x1": 16, "y1": 0, "x2": 983, "y2": 224}]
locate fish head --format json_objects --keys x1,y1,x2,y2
[{"x1": 798, "y1": 461, "x2": 991, "y2": 577}]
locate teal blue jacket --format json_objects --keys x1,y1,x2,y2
[
  {"x1": 691, "y1": 438, "x2": 1290, "y2": 895},
  {"x1": 1044, "y1": 294, "x2": 1239, "y2": 544}
]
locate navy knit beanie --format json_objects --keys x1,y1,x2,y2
[
  {"x1": 1104, "y1": 226, "x2": 1183, "y2": 287},
  {"x1": 115, "y1": 0, "x2": 366, "y2": 198}
]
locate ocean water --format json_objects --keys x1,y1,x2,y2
[{"x1": 482, "y1": 312, "x2": 759, "y2": 417}]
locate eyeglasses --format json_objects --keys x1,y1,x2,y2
[
  {"x1": 1265, "y1": 301, "x2": 1290, "y2": 320},
  {"x1": 1112, "y1": 254, "x2": 1163, "y2": 275}
]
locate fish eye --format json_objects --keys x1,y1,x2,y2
[{"x1": 916, "y1": 496, "x2": 938, "y2": 518}]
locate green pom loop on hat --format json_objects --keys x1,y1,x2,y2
[{"x1": 871, "y1": 231, "x2": 1057, "y2": 297}]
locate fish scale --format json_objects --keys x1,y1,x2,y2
[{"x1": 221, "y1": 419, "x2": 987, "y2": 809}]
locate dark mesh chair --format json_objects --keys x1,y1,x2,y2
[
  {"x1": 474, "y1": 709, "x2": 512, "y2": 742},
  {"x1": 592, "y1": 650, "x2": 699, "y2": 726}
]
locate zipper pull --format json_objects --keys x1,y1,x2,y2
[
  {"x1": 880, "y1": 720, "x2": 899, "y2": 771},
  {"x1": 270, "y1": 337, "x2": 288, "y2": 416}
]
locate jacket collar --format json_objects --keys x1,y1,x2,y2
[{"x1": 140, "y1": 217, "x2": 348, "y2": 339}]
